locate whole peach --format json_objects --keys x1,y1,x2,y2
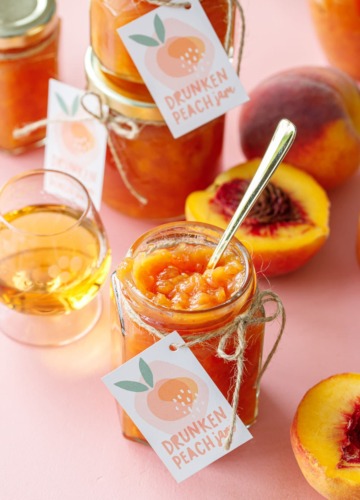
[
  {"x1": 239, "y1": 66, "x2": 360, "y2": 190},
  {"x1": 308, "y1": 0, "x2": 360, "y2": 81}
]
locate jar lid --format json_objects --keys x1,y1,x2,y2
[
  {"x1": 0, "y1": 0, "x2": 56, "y2": 48},
  {"x1": 84, "y1": 47, "x2": 164, "y2": 123}
]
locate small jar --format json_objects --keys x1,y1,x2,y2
[
  {"x1": 0, "y1": 0, "x2": 60, "y2": 153},
  {"x1": 308, "y1": 0, "x2": 360, "y2": 81},
  {"x1": 84, "y1": 48, "x2": 225, "y2": 221},
  {"x1": 90, "y1": 0, "x2": 236, "y2": 86},
  {"x1": 111, "y1": 221, "x2": 265, "y2": 443}
]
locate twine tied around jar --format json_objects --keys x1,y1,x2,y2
[
  {"x1": 145, "y1": 0, "x2": 246, "y2": 75},
  {"x1": 114, "y1": 279, "x2": 286, "y2": 451},
  {"x1": 13, "y1": 91, "x2": 151, "y2": 206},
  {"x1": 80, "y1": 92, "x2": 148, "y2": 205}
]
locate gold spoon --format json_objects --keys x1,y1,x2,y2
[{"x1": 207, "y1": 118, "x2": 297, "y2": 270}]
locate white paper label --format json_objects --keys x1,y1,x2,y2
[
  {"x1": 102, "y1": 332, "x2": 252, "y2": 482},
  {"x1": 118, "y1": 0, "x2": 249, "y2": 138},
  {"x1": 44, "y1": 79, "x2": 107, "y2": 210}
]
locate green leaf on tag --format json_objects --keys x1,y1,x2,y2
[
  {"x1": 139, "y1": 358, "x2": 153, "y2": 388},
  {"x1": 129, "y1": 34, "x2": 160, "y2": 47},
  {"x1": 114, "y1": 381, "x2": 149, "y2": 392},
  {"x1": 154, "y1": 14, "x2": 165, "y2": 44},
  {"x1": 55, "y1": 92, "x2": 69, "y2": 115},
  {"x1": 71, "y1": 95, "x2": 80, "y2": 116}
]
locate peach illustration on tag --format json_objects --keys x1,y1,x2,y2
[
  {"x1": 54, "y1": 93, "x2": 97, "y2": 159},
  {"x1": 129, "y1": 15, "x2": 214, "y2": 90},
  {"x1": 115, "y1": 358, "x2": 209, "y2": 433}
]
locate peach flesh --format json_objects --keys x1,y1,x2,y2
[
  {"x1": 210, "y1": 178, "x2": 309, "y2": 236},
  {"x1": 185, "y1": 159, "x2": 330, "y2": 277},
  {"x1": 291, "y1": 373, "x2": 360, "y2": 499}
]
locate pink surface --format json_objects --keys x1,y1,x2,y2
[{"x1": 0, "y1": 1, "x2": 359, "y2": 499}]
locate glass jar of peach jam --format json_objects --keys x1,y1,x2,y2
[
  {"x1": 90, "y1": 0, "x2": 237, "y2": 86},
  {"x1": 84, "y1": 48, "x2": 225, "y2": 221},
  {"x1": 0, "y1": 0, "x2": 60, "y2": 153},
  {"x1": 111, "y1": 221, "x2": 265, "y2": 443}
]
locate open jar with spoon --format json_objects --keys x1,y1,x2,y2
[{"x1": 110, "y1": 120, "x2": 295, "y2": 444}]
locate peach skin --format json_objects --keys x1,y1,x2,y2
[
  {"x1": 308, "y1": 0, "x2": 360, "y2": 82},
  {"x1": 239, "y1": 66, "x2": 360, "y2": 190}
]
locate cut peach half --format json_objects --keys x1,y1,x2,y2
[
  {"x1": 290, "y1": 373, "x2": 360, "y2": 499},
  {"x1": 185, "y1": 159, "x2": 330, "y2": 277}
]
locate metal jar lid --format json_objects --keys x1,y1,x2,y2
[
  {"x1": 0, "y1": 0, "x2": 57, "y2": 49},
  {"x1": 84, "y1": 47, "x2": 164, "y2": 123}
]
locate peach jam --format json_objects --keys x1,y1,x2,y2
[
  {"x1": 84, "y1": 48, "x2": 225, "y2": 221},
  {"x1": 90, "y1": 0, "x2": 236, "y2": 85},
  {"x1": 111, "y1": 222, "x2": 265, "y2": 443},
  {"x1": 0, "y1": 0, "x2": 60, "y2": 153}
]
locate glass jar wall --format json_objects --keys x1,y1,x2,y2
[
  {"x1": 111, "y1": 222, "x2": 265, "y2": 443},
  {"x1": 0, "y1": 0, "x2": 60, "y2": 153}
]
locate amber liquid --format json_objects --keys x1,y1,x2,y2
[{"x1": 0, "y1": 204, "x2": 111, "y2": 315}]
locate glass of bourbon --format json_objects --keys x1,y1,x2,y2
[{"x1": 0, "y1": 169, "x2": 111, "y2": 346}]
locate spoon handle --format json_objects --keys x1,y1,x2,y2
[{"x1": 207, "y1": 118, "x2": 297, "y2": 270}]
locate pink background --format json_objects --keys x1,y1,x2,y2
[{"x1": 0, "y1": 1, "x2": 359, "y2": 498}]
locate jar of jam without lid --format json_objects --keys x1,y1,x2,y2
[
  {"x1": 90, "y1": 0, "x2": 237, "y2": 86},
  {"x1": 84, "y1": 48, "x2": 225, "y2": 221},
  {"x1": 0, "y1": 0, "x2": 60, "y2": 153},
  {"x1": 111, "y1": 221, "x2": 266, "y2": 444}
]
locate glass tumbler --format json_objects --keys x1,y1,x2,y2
[{"x1": 0, "y1": 169, "x2": 111, "y2": 346}]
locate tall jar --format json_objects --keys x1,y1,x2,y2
[
  {"x1": 84, "y1": 48, "x2": 225, "y2": 221},
  {"x1": 0, "y1": 0, "x2": 60, "y2": 153},
  {"x1": 111, "y1": 221, "x2": 265, "y2": 444},
  {"x1": 90, "y1": 0, "x2": 237, "y2": 86}
]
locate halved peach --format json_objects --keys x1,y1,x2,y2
[
  {"x1": 185, "y1": 159, "x2": 330, "y2": 277},
  {"x1": 290, "y1": 373, "x2": 360, "y2": 499}
]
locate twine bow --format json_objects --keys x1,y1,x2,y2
[
  {"x1": 80, "y1": 92, "x2": 148, "y2": 205},
  {"x1": 13, "y1": 91, "x2": 148, "y2": 206},
  {"x1": 116, "y1": 285, "x2": 286, "y2": 451}
]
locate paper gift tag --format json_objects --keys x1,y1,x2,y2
[
  {"x1": 118, "y1": 0, "x2": 248, "y2": 138},
  {"x1": 44, "y1": 79, "x2": 107, "y2": 210},
  {"x1": 102, "y1": 331, "x2": 252, "y2": 483}
]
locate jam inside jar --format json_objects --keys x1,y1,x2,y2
[
  {"x1": 90, "y1": 0, "x2": 237, "y2": 85},
  {"x1": 0, "y1": 0, "x2": 60, "y2": 153},
  {"x1": 111, "y1": 222, "x2": 265, "y2": 444}
]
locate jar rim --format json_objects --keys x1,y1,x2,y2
[
  {"x1": 84, "y1": 47, "x2": 164, "y2": 123},
  {"x1": 0, "y1": 0, "x2": 56, "y2": 48},
  {"x1": 116, "y1": 221, "x2": 256, "y2": 317}
]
